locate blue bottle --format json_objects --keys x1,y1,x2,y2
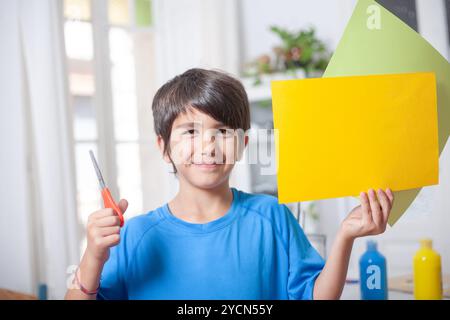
[
  {"x1": 38, "y1": 283, "x2": 47, "y2": 300},
  {"x1": 359, "y1": 240, "x2": 388, "y2": 300}
]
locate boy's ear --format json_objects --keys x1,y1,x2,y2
[{"x1": 156, "y1": 136, "x2": 172, "y2": 164}]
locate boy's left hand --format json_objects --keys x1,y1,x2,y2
[{"x1": 340, "y1": 188, "x2": 394, "y2": 241}]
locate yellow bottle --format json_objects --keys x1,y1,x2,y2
[{"x1": 413, "y1": 239, "x2": 442, "y2": 300}]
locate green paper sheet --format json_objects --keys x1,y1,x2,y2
[{"x1": 323, "y1": 0, "x2": 450, "y2": 225}]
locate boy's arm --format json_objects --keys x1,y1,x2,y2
[
  {"x1": 65, "y1": 253, "x2": 105, "y2": 300},
  {"x1": 312, "y1": 229, "x2": 354, "y2": 300},
  {"x1": 312, "y1": 188, "x2": 394, "y2": 300},
  {"x1": 65, "y1": 199, "x2": 128, "y2": 300}
]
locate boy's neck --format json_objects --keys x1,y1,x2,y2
[{"x1": 168, "y1": 180, "x2": 233, "y2": 224}]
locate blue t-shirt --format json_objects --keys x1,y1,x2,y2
[{"x1": 97, "y1": 188, "x2": 325, "y2": 300}]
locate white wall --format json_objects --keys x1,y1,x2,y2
[
  {"x1": 416, "y1": 0, "x2": 450, "y2": 60},
  {"x1": 238, "y1": 0, "x2": 357, "y2": 66}
]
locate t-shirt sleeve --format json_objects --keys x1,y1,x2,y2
[
  {"x1": 96, "y1": 226, "x2": 129, "y2": 300},
  {"x1": 284, "y1": 205, "x2": 325, "y2": 300}
]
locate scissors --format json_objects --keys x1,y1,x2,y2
[{"x1": 89, "y1": 150, "x2": 124, "y2": 227}]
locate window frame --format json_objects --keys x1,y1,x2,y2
[{"x1": 65, "y1": 0, "x2": 157, "y2": 255}]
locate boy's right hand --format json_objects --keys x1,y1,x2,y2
[{"x1": 85, "y1": 199, "x2": 128, "y2": 264}]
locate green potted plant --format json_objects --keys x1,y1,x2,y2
[
  {"x1": 241, "y1": 25, "x2": 331, "y2": 108},
  {"x1": 270, "y1": 26, "x2": 330, "y2": 77},
  {"x1": 242, "y1": 25, "x2": 331, "y2": 86}
]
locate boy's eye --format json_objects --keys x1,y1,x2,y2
[
  {"x1": 183, "y1": 129, "x2": 199, "y2": 135},
  {"x1": 217, "y1": 128, "x2": 233, "y2": 137}
]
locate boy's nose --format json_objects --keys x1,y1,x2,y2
[{"x1": 201, "y1": 135, "x2": 216, "y2": 157}]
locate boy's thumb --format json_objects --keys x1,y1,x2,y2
[{"x1": 118, "y1": 199, "x2": 128, "y2": 214}]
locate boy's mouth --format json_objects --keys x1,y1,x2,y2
[{"x1": 191, "y1": 161, "x2": 222, "y2": 170}]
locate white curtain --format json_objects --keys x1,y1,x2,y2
[
  {"x1": 0, "y1": 0, "x2": 79, "y2": 299},
  {"x1": 153, "y1": 0, "x2": 240, "y2": 82}
]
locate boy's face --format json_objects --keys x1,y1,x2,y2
[{"x1": 157, "y1": 107, "x2": 248, "y2": 190}]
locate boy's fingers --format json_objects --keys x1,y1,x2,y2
[
  {"x1": 118, "y1": 199, "x2": 128, "y2": 214},
  {"x1": 98, "y1": 226, "x2": 121, "y2": 237},
  {"x1": 100, "y1": 234, "x2": 121, "y2": 247},
  {"x1": 89, "y1": 200, "x2": 127, "y2": 225},
  {"x1": 360, "y1": 191, "x2": 372, "y2": 224},
  {"x1": 90, "y1": 208, "x2": 115, "y2": 221},
  {"x1": 377, "y1": 189, "x2": 391, "y2": 223},
  {"x1": 95, "y1": 215, "x2": 122, "y2": 227},
  {"x1": 368, "y1": 189, "x2": 383, "y2": 228},
  {"x1": 386, "y1": 188, "x2": 394, "y2": 205}
]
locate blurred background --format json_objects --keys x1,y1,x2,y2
[{"x1": 1, "y1": 0, "x2": 450, "y2": 299}]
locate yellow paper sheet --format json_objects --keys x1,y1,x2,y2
[{"x1": 271, "y1": 72, "x2": 439, "y2": 203}]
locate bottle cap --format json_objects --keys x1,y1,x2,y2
[
  {"x1": 420, "y1": 238, "x2": 432, "y2": 249},
  {"x1": 367, "y1": 240, "x2": 377, "y2": 251}
]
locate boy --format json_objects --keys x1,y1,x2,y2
[{"x1": 65, "y1": 68, "x2": 394, "y2": 300}]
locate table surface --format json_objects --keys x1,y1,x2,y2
[{"x1": 341, "y1": 283, "x2": 415, "y2": 300}]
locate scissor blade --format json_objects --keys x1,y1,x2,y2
[{"x1": 89, "y1": 150, "x2": 106, "y2": 189}]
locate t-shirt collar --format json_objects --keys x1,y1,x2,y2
[{"x1": 159, "y1": 187, "x2": 240, "y2": 234}]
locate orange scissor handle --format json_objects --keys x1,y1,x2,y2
[{"x1": 101, "y1": 188, "x2": 124, "y2": 227}]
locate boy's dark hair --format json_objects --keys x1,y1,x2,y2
[{"x1": 152, "y1": 68, "x2": 251, "y2": 161}]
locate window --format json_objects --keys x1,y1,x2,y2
[{"x1": 64, "y1": 0, "x2": 154, "y2": 256}]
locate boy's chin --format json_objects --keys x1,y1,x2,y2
[
  {"x1": 188, "y1": 176, "x2": 228, "y2": 190},
  {"x1": 181, "y1": 170, "x2": 231, "y2": 190}
]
